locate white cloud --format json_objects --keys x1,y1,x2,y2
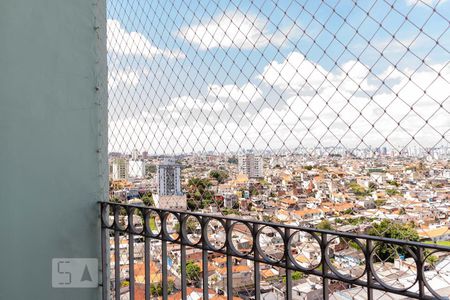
[
  {"x1": 259, "y1": 52, "x2": 329, "y2": 91},
  {"x1": 164, "y1": 96, "x2": 228, "y2": 114},
  {"x1": 259, "y1": 52, "x2": 376, "y2": 95},
  {"x1": 160, "y1": 83, "x2": 262, "y2": 119},
  {"x1": 109, "y1": 51, "x2": 449, "y2": 153},
  {"x1": 406, "y1": 0, "x2": 447, "y2": 6},
  {"x1": 107, "y1": 19, "x2": 185, "y2": 59},
  {"x1": 257, "y1": 51, "x2": 449, "y2": 148},
  {"x1": 165, "y1": 96, "x2": 206, "y2": 112},
  {"x1": 108, "y1": 69, "x2": 140, "y2": 88},
  {"x1": 178, "y1": 10, "x2": 296, "y2": 50},
  {"x1": 208, "y1": 83, "x2": 262, "y2": 103}
]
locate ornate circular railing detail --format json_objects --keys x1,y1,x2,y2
[
  {"x1": 422, "y1": 249, "x2": 450, "y2": 299},
  {"x1": 101, "y1": 203, "x2": 113, "y2": 227},
  {"x1": 287, "y1": 231, "x2": 322, "y2": 271},
  {"x1": 162, "y1": 212, "x2": 180, "y2": 242},
  {"x1": 114, "y1": 205, "x2": 128, "y2": 231},
  {"x1": 369, "y1": 243, "x2": 418, "y2": 292},
  {"x1": 228, "y1": 221, "x2": 254, "y2": 257},
  {"x1": 182, "y1": 214, "x2": 202, "y2": 245},
  {"x1": 204, "y1": 217, "x2": 226, "y2": 251},
  {"x1": 129, "y1": 207, "x2": 144, "y2": 234},
  {"x1": 145, "y1": 209, "x2": 161, "y2": 237},
  {"x1": 325, "y1": 236, "x2": 367, "y2": 281},
  {"x1": 255, "y1": 226, "x2": 284, "y2": 263}
]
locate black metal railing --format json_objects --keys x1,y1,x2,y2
[{"x1": 100, "y1": 202, "x2": 450, "y2": 300}]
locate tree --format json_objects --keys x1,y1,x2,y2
[
  {"x1": 259, "y1": 179, "x2": 269, "y2": 186},
  {"x1": 150, "y1": 280, "x2": 174, "y2": 296},
  {"x1": 345, "y1": 216, "x2": 369, "y2": 226},
  {"x1": 179, "y1": 261, "x2": 201, "y2": 285},
  {"x1": 386, "y1": 189, "x2": 400, "y2": 196},
  {"x1": 343, "y1": 208, "x2": 354, "y2": 215},
  {"x1": 426, "y1": 254, "x2": 439, "y2": 266},
  {"x1": 367, "y1": 220, "x2": 419, "y2": 262},
  {"x1": 348, "y1": 182, "x2": 370, "y2": 197},
  {"x1": 110, "y1": 196, "x2": 121, "y2": 203},
  {"x1": 250, "y1": 187, "x2": 259, "y2": 196},
  {"x1": 283, "y1": 271, "x2": 304, "y2": 283},
  {"x1": 222, "y1": 208, "x2": 241, "y2": 215},
  {"x1": 209, "y1": 170, "x2": 229, "y2": 184},
  {"x1": 185, "y1": 217, "x2": 199, "y2": 234},
  {"x1": 145, "y1": 164, "x2": 156, "y2": 176},
  {"x1": 121, "y1": 280, "x2": 129, "y2": 287},
  {"x1": 186, "y1": 261, "x2": 201, "y2": 284},
  {"x1": 292, "y1": 271, "x2": 304, "y2": 280},
  {"x1": 374, "y1": 199, "x2": 386, "y2": 208},
  {"x1": 263, "y1": 215, "x2": 274, "y2": 222},
  {"x1": 317, "y1": 219, "x2": 333, "y2": 230},
  {"x1": 387, "y1": 180, "x2": 399, "y2": 187},
  {"x1": 141, "y1": 192, "x2": 154, "y2": 206},
  {"x1": 186, "y1": 178, "x2": 214, "y2": 210},
  {"x1": 150, "y1": 283, "x2": 161, "y2": 296}
]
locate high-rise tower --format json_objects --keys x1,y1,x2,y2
[
  {"x1": 157, "y1": 158, "x2": 182, "y2": 196},
  {"x1": 238, "y1": 154, "x2": 264, "y2": 178},
  {"x1": 154, "y1": 158, "x2": 186, "y2": 209}
]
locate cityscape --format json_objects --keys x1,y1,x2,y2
[
  {"x1": 100, "y1": 0, "x2": 450, "y2": 298},
  {"x1": 108, "y1": 146, "x2": 450, "y2": 299},
  {"x1": 2, "y1": 0, "x2": 450, "y2": 300}
]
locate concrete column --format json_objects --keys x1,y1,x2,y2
[{"x1": 0, "y1": 0, "x2": 107, "y2": 299}]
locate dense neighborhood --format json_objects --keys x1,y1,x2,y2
[{"x1": 108, "y1": 149, "x2": 450, "y2": 299}]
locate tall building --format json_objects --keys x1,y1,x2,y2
[
  {"x1": 157, "y1": 158, "x2": 182, "y2": 195},
  {"x1": 154, "y1": 158, "x2": 186, "y2": 209},
  {"x1": 110, "y1": 158, "x2": 129, "y2": 180},
  {"x1": 238, "y1": 154, "x2": 263, "y2": 178}
]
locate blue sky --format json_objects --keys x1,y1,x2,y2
[{"x1": 107, "y1": 0, "x2": 449, "y2": 154}]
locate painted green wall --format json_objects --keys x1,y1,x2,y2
[{"x1": 0, "y1": 0, "x2": 107, "y2": 299}]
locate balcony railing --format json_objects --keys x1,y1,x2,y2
[{"x1": 100, "y1": 202, "x2": 450, "y2": 300}]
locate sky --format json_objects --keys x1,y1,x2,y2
[{"x1": 107, "y1": 0, "x2": 450, "y2": 155}]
